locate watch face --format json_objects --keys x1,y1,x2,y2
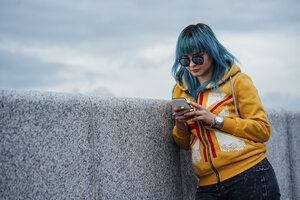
[
  {"x1": 216, "y1": 116, "x2": 224, "y2": 124},
  {"x1": 216, "y1": 116, "x2": 224, "y2": 125}
]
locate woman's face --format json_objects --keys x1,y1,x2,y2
[{"x1": 181, "y1": 52, "x2": 214, "y2": 83}]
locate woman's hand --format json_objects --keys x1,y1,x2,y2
[
  {"x1": 184, "y1": 101, "x2": 216, "y2": 126},
  {"x1": 173, "y1": 106, "x2": 193, "y2": 130}
]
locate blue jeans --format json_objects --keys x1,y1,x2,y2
[{"x1": 195, "y1": 158, "x2": 281, "y2": 200}]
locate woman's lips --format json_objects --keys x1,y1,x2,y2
[{"x1": 191, "y1": 69, "x2": 200, "y2": 73}]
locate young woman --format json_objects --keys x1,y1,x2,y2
[{"x1": 172, "y1": 23, "x2": 280, "y2": 200}]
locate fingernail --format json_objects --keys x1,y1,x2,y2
[
  {"x1": 190, "y1": 109, "x2": 193, "y2": 112},
  {"x1": 186, "y1": 99, "x2": 190, "y2": 103},
  {"x1": 181, "y1": 106, "x2": 185, "y2": 109}
]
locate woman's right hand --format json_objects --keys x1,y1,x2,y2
[{"x1": 173, "y1": 106, "x2": 193, "y2": 130}]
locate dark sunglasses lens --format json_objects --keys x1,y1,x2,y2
[
  {"x1": 192, "y1": 56, "x2": 204, "y2": 65},
  {"x1": 179, "y1": 58, "x2": 190, "y2": 66}
]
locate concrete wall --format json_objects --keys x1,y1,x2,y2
[{"x1": 0, "y1": 89, "x2": 299, "y2": 200}]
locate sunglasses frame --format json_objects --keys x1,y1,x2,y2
[{"x1": 179, "y1": 54, "x2": 205, "y2": 67}]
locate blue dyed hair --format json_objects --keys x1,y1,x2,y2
[{"x1": 171, "y1": 23, "x2": 236, "y2": 99}]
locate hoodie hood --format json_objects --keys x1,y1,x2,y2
[{"x1": 175, "y1": 63, "x2": 241, "y2": 91}]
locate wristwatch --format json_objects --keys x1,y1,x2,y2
[{"x1": 210, "y1": 115, "x2": 224, "y2": 129}]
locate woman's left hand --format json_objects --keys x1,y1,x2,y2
[{"x1": 184, "y1": 101, "x2": 216, "y2": 125}]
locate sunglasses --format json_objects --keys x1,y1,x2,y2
[{"x1": 179, "y1": 54, "x2": 204, "y2": 67}]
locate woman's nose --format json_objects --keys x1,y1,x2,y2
[{"x1": 189, "y1": 59, "x2": 196, "y2": 67}]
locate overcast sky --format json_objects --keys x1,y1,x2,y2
[{"x1": 0, "y1": 0, "x2": 299, "y2": 111}]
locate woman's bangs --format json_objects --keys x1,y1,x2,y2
[{"x1": 178, "y1": 35, "x2": 204, "y2": 57}]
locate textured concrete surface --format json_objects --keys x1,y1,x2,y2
[
  {"x1": 266, "y1": 110, "x2": 292, "y2": 200},
  {"x1": 287, "y1": 112, "x2": 300, "y2": 200},
  {"x1": 0, "y1": 90, "x2": 93, "y2": 200},
  {"x1": 91, "y1": 96, "x2": 182, "y2": 200},
  {"x1": 0, "y1": 89, "x2": 182, "y2": 200},
  {"x1": 0, "y1": 89, "x2": 299, "y2": 200},
  {"x1": 180, "y1": 149, "x2": 198, "y2": 200}
]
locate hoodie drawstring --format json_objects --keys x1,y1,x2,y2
[{"x1": 230, "y1": 76, "x2": 239, "y2": 116}]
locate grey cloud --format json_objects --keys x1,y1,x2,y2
[
  {"x1": 0, "y1": 50, "x2": 114, "y2": 89},
  {"x1": 0, "y1": 51, "x2": 66, "y2": 88},
  {"x1": 1, "y1": 0, "x2": 299, "y2": 61},
  {"x1": 261, "y1": 92, "x2": 300, "y2": 112},
  {"x1": 1, "y1": 0, "x2": 299, "y2": 45}
]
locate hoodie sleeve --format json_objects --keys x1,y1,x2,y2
[
  {"x1": 172, "y1": 124, "x2": 190, "y2": 150},
  {"x1": 221, "y1": 73, "x2": 271, "y2": 143},
  {"x1": 171, "y1": 84, "x2": 191, "y2": 150}
]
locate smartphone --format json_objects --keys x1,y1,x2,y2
[{"x1": 172, "y1": 98, "x2": 192, "y2": 110}]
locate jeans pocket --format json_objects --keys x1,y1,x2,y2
[{"x1": 255, "y1": 159, "x2": 281, "y2": 200}]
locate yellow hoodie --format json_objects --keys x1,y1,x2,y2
[{"x1": 172, "y1": 64, "x2": 271, "y2": 186}]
